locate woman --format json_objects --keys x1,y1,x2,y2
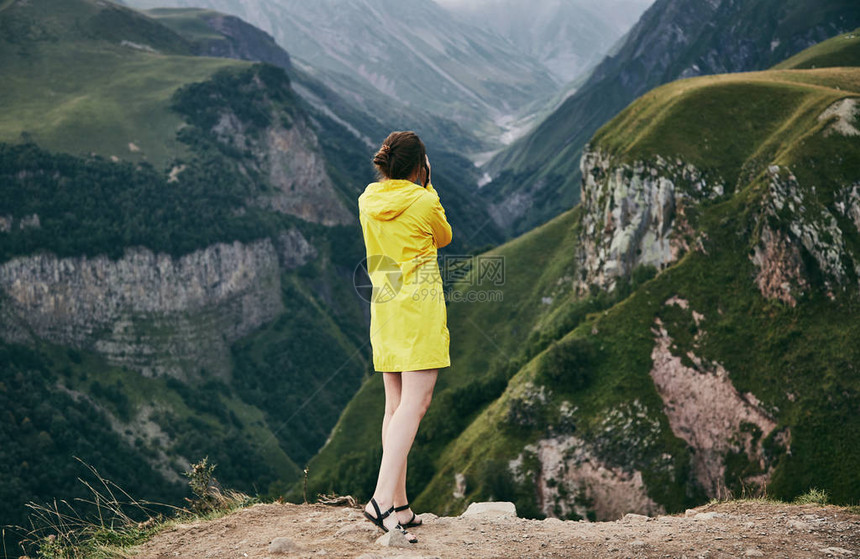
[{"x1": 358, "y1": 131, "x2": 452, "y2": 543}]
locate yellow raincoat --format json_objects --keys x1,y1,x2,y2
[{"x1": 358, "y1": 179, "x2": 453, "y2": 372}]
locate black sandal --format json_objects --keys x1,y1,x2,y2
[
  {"x1": 394, "y1": 503, "x2": 423, "y2": 527},
  {"x1": 364, "y1": 497, "x2": 394, "y2": 532},
  {"x1": 364, "y1": 499, "x2": 418, "y2": 543}
]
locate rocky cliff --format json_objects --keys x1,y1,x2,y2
[
  {"x1": 575, "y1": 149, "x2": 723, "y2": 292},
  {"x1": 0, "y1": 231, "x2": 315, "y2": 380}
]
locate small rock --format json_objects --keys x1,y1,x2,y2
[
  {"x1": 623, "y1": 513, "x2": 650, "y2": 522},
  {"x1": 461, "y1": 502, "x2": 517, "y2": 518},
  {"x1": 745, "y1": 549, "x2": 764, "y2": 557},
  {"x1": 788, "y1": 519, "x2": 811, "y2": 531},
  {"x1": 376, "y1": 529, "x2": 412, "y2": 548},
  {"x1": 269, "y1": 537, "x2": 300, "y2": 554},
  {"x1": 685, "y1": 509, "x2": 699, "y2": 517},
  {"x1": 630, "y1": 541, "x2": 646, "y2": 548},
  {"x1": 355, "y1": 554, "x2": 384, "y2": 559}
]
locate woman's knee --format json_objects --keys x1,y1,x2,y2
[
  {"x1": 403, "y1": 394, "x2": 433, "y2": 418},
  {"x1": 384, "y1": 401, "x2": 400, "y2": 417}
]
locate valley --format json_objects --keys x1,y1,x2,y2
[{"x1": 1, "y1": 0, "x2": 859, "y2": 555}]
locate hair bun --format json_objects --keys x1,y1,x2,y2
[
  {"x1": 373, "y1": 145, "x2": 391, "y2": 167},
  {"x1": 372, "y1": 132, "x2": 425, "y2": 181}
]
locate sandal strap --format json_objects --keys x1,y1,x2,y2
[
  {"x1": 395, "y1": 524, "x2": 418, "y2": 543},
  {"x1": 393, "y1": 504, "x2": 410, "y2": 512},
  {"x1": 370, "y1": 498, "x2": 393, "y2": 520}
]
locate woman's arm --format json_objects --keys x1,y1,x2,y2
[{"x1": 424, "y1": 183, "x2": 452, "y2": 248}]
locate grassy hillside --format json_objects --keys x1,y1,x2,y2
[
  {"x1": 775, "y1": 27, "x2": 860, "y2": 70},
  {"x1": 303, "y1": 45, "x2": 860, "y2": 519},
  {"x1": 0, "y1": 0, "x2": 246, "y2": 166}
]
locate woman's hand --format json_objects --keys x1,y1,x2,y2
[{"x1": 424, "y1": 154, "x2": 432, "y2": 187}]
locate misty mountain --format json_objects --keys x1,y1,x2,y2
[
  {"x1": 437, "y1": 0, "x2": 654, "y2": 85},
  {"x1": 483, "y1": 0, "x2": 860, "y2": 236}
]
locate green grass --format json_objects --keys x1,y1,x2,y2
[
  {"x1": 775, "y1": 27, "x2": 860, "y2": 70},
  {"x1": 0, "y1": 44, "x2": 243, "y2": 166},
  {"x1": 592, "y1": 69, "x2": 856, "y2": 188},
  {"x1": 0, "y1": 0, "x2": 246, "y2": 166},
  {"x1": 793, "y1": 487, "x2": 830, "y2": 505}
]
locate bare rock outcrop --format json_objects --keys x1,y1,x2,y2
[
  {"x1": 508, "y1": 391, "x2": 667, "y2": 521},
  {"x1": 649, "y1": 298, "x2": 781, "y2": 498},
  {"x1": 0, "y1": 230, "x2": 315, "y2": 380},
  {"x1": 576, "y1": 148, "x2": 722, "y2": 292},
  {"x1": 751, "y1": 165, "x2": 860, "y2": 304},
  {"x1": 211, "y1": 111, "x2": 353, "y2": 227}
]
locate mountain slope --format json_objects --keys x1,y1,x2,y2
[
  {"x1": 302, "y1": 39, "x2": 860, "y2": 521},
  {"x1": 775, "y1": 27, "x2": 860, "y2": 70},
  {"x1": 483, "y1": 0, "x2": 860, "y2": 236},
  {"x1": 0, "y1": 0, "x2": 373, "y2": 538}
]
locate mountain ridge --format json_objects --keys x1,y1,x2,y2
[{"x1": 482, "y1": 0, "x2": 860, "y2": 236}]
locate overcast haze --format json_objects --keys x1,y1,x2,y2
[{"x1": 434, "y1": 0, "x2": 656, "y2": 30}]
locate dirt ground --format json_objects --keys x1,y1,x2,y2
[{"x1": 130, "y1": 500, "x2": 860, "y2": 559}]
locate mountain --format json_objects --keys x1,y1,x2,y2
[
  {"x1": 301, "y1": 31, "x2": 860, "y2": 521},
  {"x1": 0, "y1": 0, "x2": 376, "y2": 539},
  {"x1": 482, "y1": 0, "x2": 860, "y2": 236},
  {"x1": 141, "y1": 6, "x2": 504, "y2": 250},
  {"x1": 123, "y1": 0, "x2": 560, "y2": 146},
  {"x1": 436, "y1": 0, "x2": 654, "y2": 85}
]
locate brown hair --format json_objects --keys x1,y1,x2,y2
[{"x1": 372, "y1": 131, "x2": 426, "y2": 181}]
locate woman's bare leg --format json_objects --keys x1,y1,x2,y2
[
  {"x1": 366, "y1": 369, "x2": 437, "y2": 534},
  {"x1": 381, "y1": 373, "x2": 411, "y2": 523},
  {"x1": 381, "y1": 372, "x2": 402, "y2": 449}
]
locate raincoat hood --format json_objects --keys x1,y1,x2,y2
[{"x1": 359, "y1": 179, "x2": 427, "y2": 221}]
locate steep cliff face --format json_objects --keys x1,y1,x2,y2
[
  {"x1": 173, "y1": 64, "x2": 354, "y2": 227},
  {"x1": 0, "y1": 232, "x2": 315, "y2": 380},
  {"x1": 752, "y1": 164, "x2": 860, "y2": 305},
  {"x1": 576, "y1": 149, "x2": 723, "y2": 292}
]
